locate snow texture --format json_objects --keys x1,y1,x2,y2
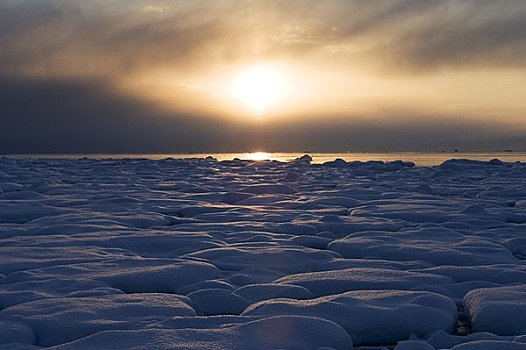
[
  {"x1": 464, "y1": 285, "x2": 526, "y2": 335},
  {"x1": 243, "y1": 289, "x2": 457, "y2": 344},
  {"x1": 0, "y1": 156, "x2": 526, "y2": 349}
]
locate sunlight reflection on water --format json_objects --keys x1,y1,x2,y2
[{"x1": 8, "y1": 152, "x2": 526, "y2": 166}]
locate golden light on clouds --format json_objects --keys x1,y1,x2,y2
[
  {"x1": 2, "y1": 1, "x2": 526, "y2": 152},
  {"x1": 117, "y1": 61, "x2": 319, "y2": 120},
  {"x1": 115, "y1": 56, "x2": 526, "y2": 130},
  {"x1": 143, "y1": 5, "x2": 170, "y2": 13}
]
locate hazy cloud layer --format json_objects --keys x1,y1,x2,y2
[
  {"x1": 1, "y1": 0, "x2": 525, "y2": 153},
  {"x1": 0, "y1": 76, "x2": 246, "y2": 153},
  {"x1": 1, "y1": 76, "x2": 521, "y2": 154},
  {"x1": 2, "y1": 0, "x2": 526, "y2": 77}
]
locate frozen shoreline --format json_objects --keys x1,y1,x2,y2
[
  {"x1": 4, "y1": 151, "x2": 526, "y2": 166},
  {"x1": 1, "y1": 157, "x2": 526, "y2": 349}
]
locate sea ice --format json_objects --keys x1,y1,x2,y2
[
  {"x1": 243, "y1": 290, "x2": 457, "y2": 345},
  {"x1": 452, "y1": 340, "x2": 526, "y2": 349},
  {"x1": 464, "y1": 285, "x2": 526, "y2": 335},
  {"x1": 47, "y1": 316, "x2": 353, "y2": 350},
  {"x1": 1, "y1": 157, "x2": 526, "y2": 349},
  {"x1": 274, "y1": 267, "x2": 454, "y2": 297},
  {"x1": 0, "y1": 294, "x2": 195, "y2": 346}
]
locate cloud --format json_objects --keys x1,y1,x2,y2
[
  {"x1": 2, "y1": 0, "x2": 526, "y2": 80},
  {"x1": 0, "y1": 1, "x2": 237, "y2": 78},
  {"x1": 0, "y1": 76, "x2": 247, "y2": 153},
  {"x1": 371, "y1": 0, "x2": 526, "y2": 72},
  {"x1": 1, "y1": 0, "x2": 525, "y2": 153},
  {"x1": 268, "y1": 0, "x2": 526, "y2": 72},
  {"x1": 0, "y1": 76, "x2": 522, "y2": 154},
  {"x1": 143, "y1": 5, "x2": 170, "y2": 13}
]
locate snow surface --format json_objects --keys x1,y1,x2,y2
[{"x1": 0, "y1": 156, "x2": 526, "y2": 349}]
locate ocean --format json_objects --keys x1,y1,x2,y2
[{"x1": 5, "y1": 151, "x2": 526, "y2": 166}]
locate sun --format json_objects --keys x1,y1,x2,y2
[
  {"x1": 228, "y1": 64, "x2": 285, "y2": 114},
  {"x1": 244, "y1": 152, "x2": 271, "y2": 161}
]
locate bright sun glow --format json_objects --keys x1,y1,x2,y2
[
  {"x1": 228, "y1": 65, "x2": 285, "y2": 115},
  {"x1": 244, "y1": 152, "x2": 271, "y2": 161}
]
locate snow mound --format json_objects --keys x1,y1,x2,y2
[
  {"x1": 274, "y1": 267, "x2": 454, "y2": 297},
  {"x1": 183, "y1": 246, "x2": 337, "y2": 281},
  {"x1": 47, "y1": 316, "x2": 353, "y2": 350},
  {"x1": 3, "y1": 157, "x2": 526, "y2": 347},
  {"x1": 0, "y1": 321, "x2": 36, "y2": 346},
  {"x1": 240, "y1": 184, "x2": 296, "y2": 195},
  {"x1": 243, "y1": 290, "x2": 457, "y2": 345},
  {"x1": 6, "y1": 258, "x2": 222, "y2": 294},
  {"x1": 452, "y1": 340, "x2": 526, "y2": 350},
  {"x1": 0, "y1": 278, "x2": 122, "y2": 308},
  {"x1": 328, "y1": 229, "x2": 516, "y2": 266},
  {"x1": 0, "y1": 202, "x2": 67, "y2": 224},
  {"x1": 187, "y1": 288, "x2": 249, "y2": 315},
  {"x1": 417, "y1": 264, "x2": 526, "y2": 285},
  {"x1": 235, "y1": 283, "x2": 314, "y2": 303},
  {"x1": 394, "y1": 340, "x2": 435, "y2": 350},
  {"x1": 0, "y1": 293, "x2": 195, "y2": 346},
  {"x1": 464, "y1": 285, "x2": 526, "y2": 335}
]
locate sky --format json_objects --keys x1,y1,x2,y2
[{"x1": 1, "y1": 0, "x2": 526, "y2": 153}]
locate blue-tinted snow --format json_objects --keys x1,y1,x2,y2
[{"x1": 0, "y1": 157, "x2": 526, "y2": 349}]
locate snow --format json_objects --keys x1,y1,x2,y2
[
  {"x1": 464, "y1": 285, "x2": 526, "y2": 335},
  {"x1": 0, "y1": 294, "x2": 195, "y2": 346},
  {"x1": 425, "y1": 329, "x2": 516, "y2": 348},
  {"x1": 187, "y1": 288, "x2": 248, "y2": 315},
  {"x1": 394, "y1": 340, "x2": 435, "y2": 350},
  {"x1": 274, "y1": 267, "x2": 454, "y2": 297},
  {"x1": 452, "y1": 340, "x2": 526, "y2": 350},
  {"x1": 0, "y1": 321, "x2": 36, "y2": 346},
  {"x1": 235, "y1": 283, "x2": 314, "y2": 303},
  {"x1": 243, "y1": 290, "x2": 457, "y2": 345},
  {"x1": 1, "y1": 156, "x2": 526, "y2": 349},
  {"x1": 48, "y1": 316, "x2": 353, "y2": 350}
]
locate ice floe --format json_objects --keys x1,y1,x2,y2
[{"x1": 243, "y1": 290, "x2": 457, "y2": 345}]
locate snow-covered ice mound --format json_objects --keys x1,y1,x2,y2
[
  {"x1": 47, "y1": 316, "x2": 353, "y2": 350},
  {"x1": 464, "y1": 285, "x2": 526, "y2": 335},
  {"x1": 1, "y1": 157, "x2": 526, "y2": 349},
  {"x1": 452, "y1": 340, "x2": 526, "y2": 349},
  {"x1": 243, "y1": 290, "x2": 457, "y2": 345},
  {"x1": 274, "y1": 267, "x2": 454, "y2": 296},
  {"x1": 0, "y1": 293, "x2": 195, "y2": 346}
]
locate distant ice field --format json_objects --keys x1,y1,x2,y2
[
  {"x1": 1, "y1": 156, "x2": 526, "y2": 349},
  {"x1": 5, "y1": 151, "x2": 526, "y2": 166}
]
